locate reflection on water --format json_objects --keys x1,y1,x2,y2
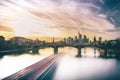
[
  {"x1": 54, "y1": 56, "x2": 120, "y2": 80},
  {"x1": 58, "y1": 47, "x2": 100, "y2": 57},
  {"x1": 81, "y1": 47, "x2": 100, "y2": 58},
  {"x1": 39, "y1": 48, "x2": 54, "y2": 56},
  {"x1": 58, "y1": 47, "x2": 77, "y2": 56},
  {"x1": 0, "y1": 47, "x2": 120, "y2": 79}
]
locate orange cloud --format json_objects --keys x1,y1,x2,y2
[{"x1": 0, "y1": 24, "x2": 13, "y2": 32}]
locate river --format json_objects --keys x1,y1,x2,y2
[{"x1": 0, "y1": 47, "x2": 120, "y2": 79}]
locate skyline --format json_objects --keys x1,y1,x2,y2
[{"x1": 0, "y1": 0, "x2": 120, "y2": 41}]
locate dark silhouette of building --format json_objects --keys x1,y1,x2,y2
[
  {"x1": 78, "y1": 32, "x2": 82, "y2": 42},
  {"x1": 93, "y1": 36, "x2": 97, "y2": 43},
  {"x1": 98, "y1": 37, "x2": 102, "y2": 45},
  {"x1": 83, "y1": 35, "x2": 87, "y2": 43},
  {"x1": 0, "y1": 36, "x2": 5, "y2": 50},
  {"x1": 64, "y1": 38, "x2": 67, "y2": 43},
  {"x1": 74, "y1": 36, "x2": 78, "y2": 43}
]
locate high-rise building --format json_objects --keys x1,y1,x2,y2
[
  {"x1": 93, "y1": 36, "x2": 97, "y2": 43},
  {"x1": 78, "y1": 32, "x2": 82, "y2": 42},
  {"x1": 64, "y1": 38, "x2": 67, "y2": 43},
  {"x1": 83, "y1": 35, "x2": 87, "y2": 43},
  {"x1": 53, "y1": 37, "x2": 55, "y2": 43},
  {"x1": 74, "y1": 36, "x2": 78, "y2": 43},
  {"x1": 98, "y1": 37, "x2": 102, "y2": 44}
]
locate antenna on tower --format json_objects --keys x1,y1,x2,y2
[{"x1": 53, "y1": 37, "x2": 54, "y2": 43}]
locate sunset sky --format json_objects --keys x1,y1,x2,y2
[{"x1": 0, "y1": 0, "x2": 120, "y2": 41}]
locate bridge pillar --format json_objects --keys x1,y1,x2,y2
[
  {"x1": 84, "y1": 48, "x2": 86, "y2": 54},
  {"x1": 54, "y1": 46, "x2": 58, "y2": 54},
  {"x1": 76, "y1": 46, "x2": 82, "y2": 57},
  {"x1": 32, "y1": 49, "x2": 39, "y2": 53},
  {"x1": 94, "y1": 48, "x2": 96, "y2": 54},
  {"x1": 104, "y1": 48, "x2": 108, "y2": 57}
]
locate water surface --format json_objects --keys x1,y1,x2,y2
[{"x1": 0, "y1": 47, "x2": 120, "y2": 79}]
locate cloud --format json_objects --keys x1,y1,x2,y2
[
  {"x1": 0, "y1": 25, "x2": 13, "y2": 32},
  {"x1": 97, "y1": 0, "x2": 120, "y2": 28},
  {"x1": 0, "y1": 0, "x2": 119, "y2": 40},
  {"x1": 105, "y1": 28, "x2": 120, "y2": 33}
]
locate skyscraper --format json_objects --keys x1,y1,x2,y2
[
  {"x1": 93, "y1": 36, "x2": 97, "y2": 43},
  {"x1": 78, "y1": 32, "x2": 82, "y2": 42}
]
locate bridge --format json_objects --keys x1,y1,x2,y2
[
  {"x1": 0, "y1": 39, "x2": 108, "y2": 58},
  {"x1": 32, "y1": 41, "x2": 106, "y2": 57}
]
